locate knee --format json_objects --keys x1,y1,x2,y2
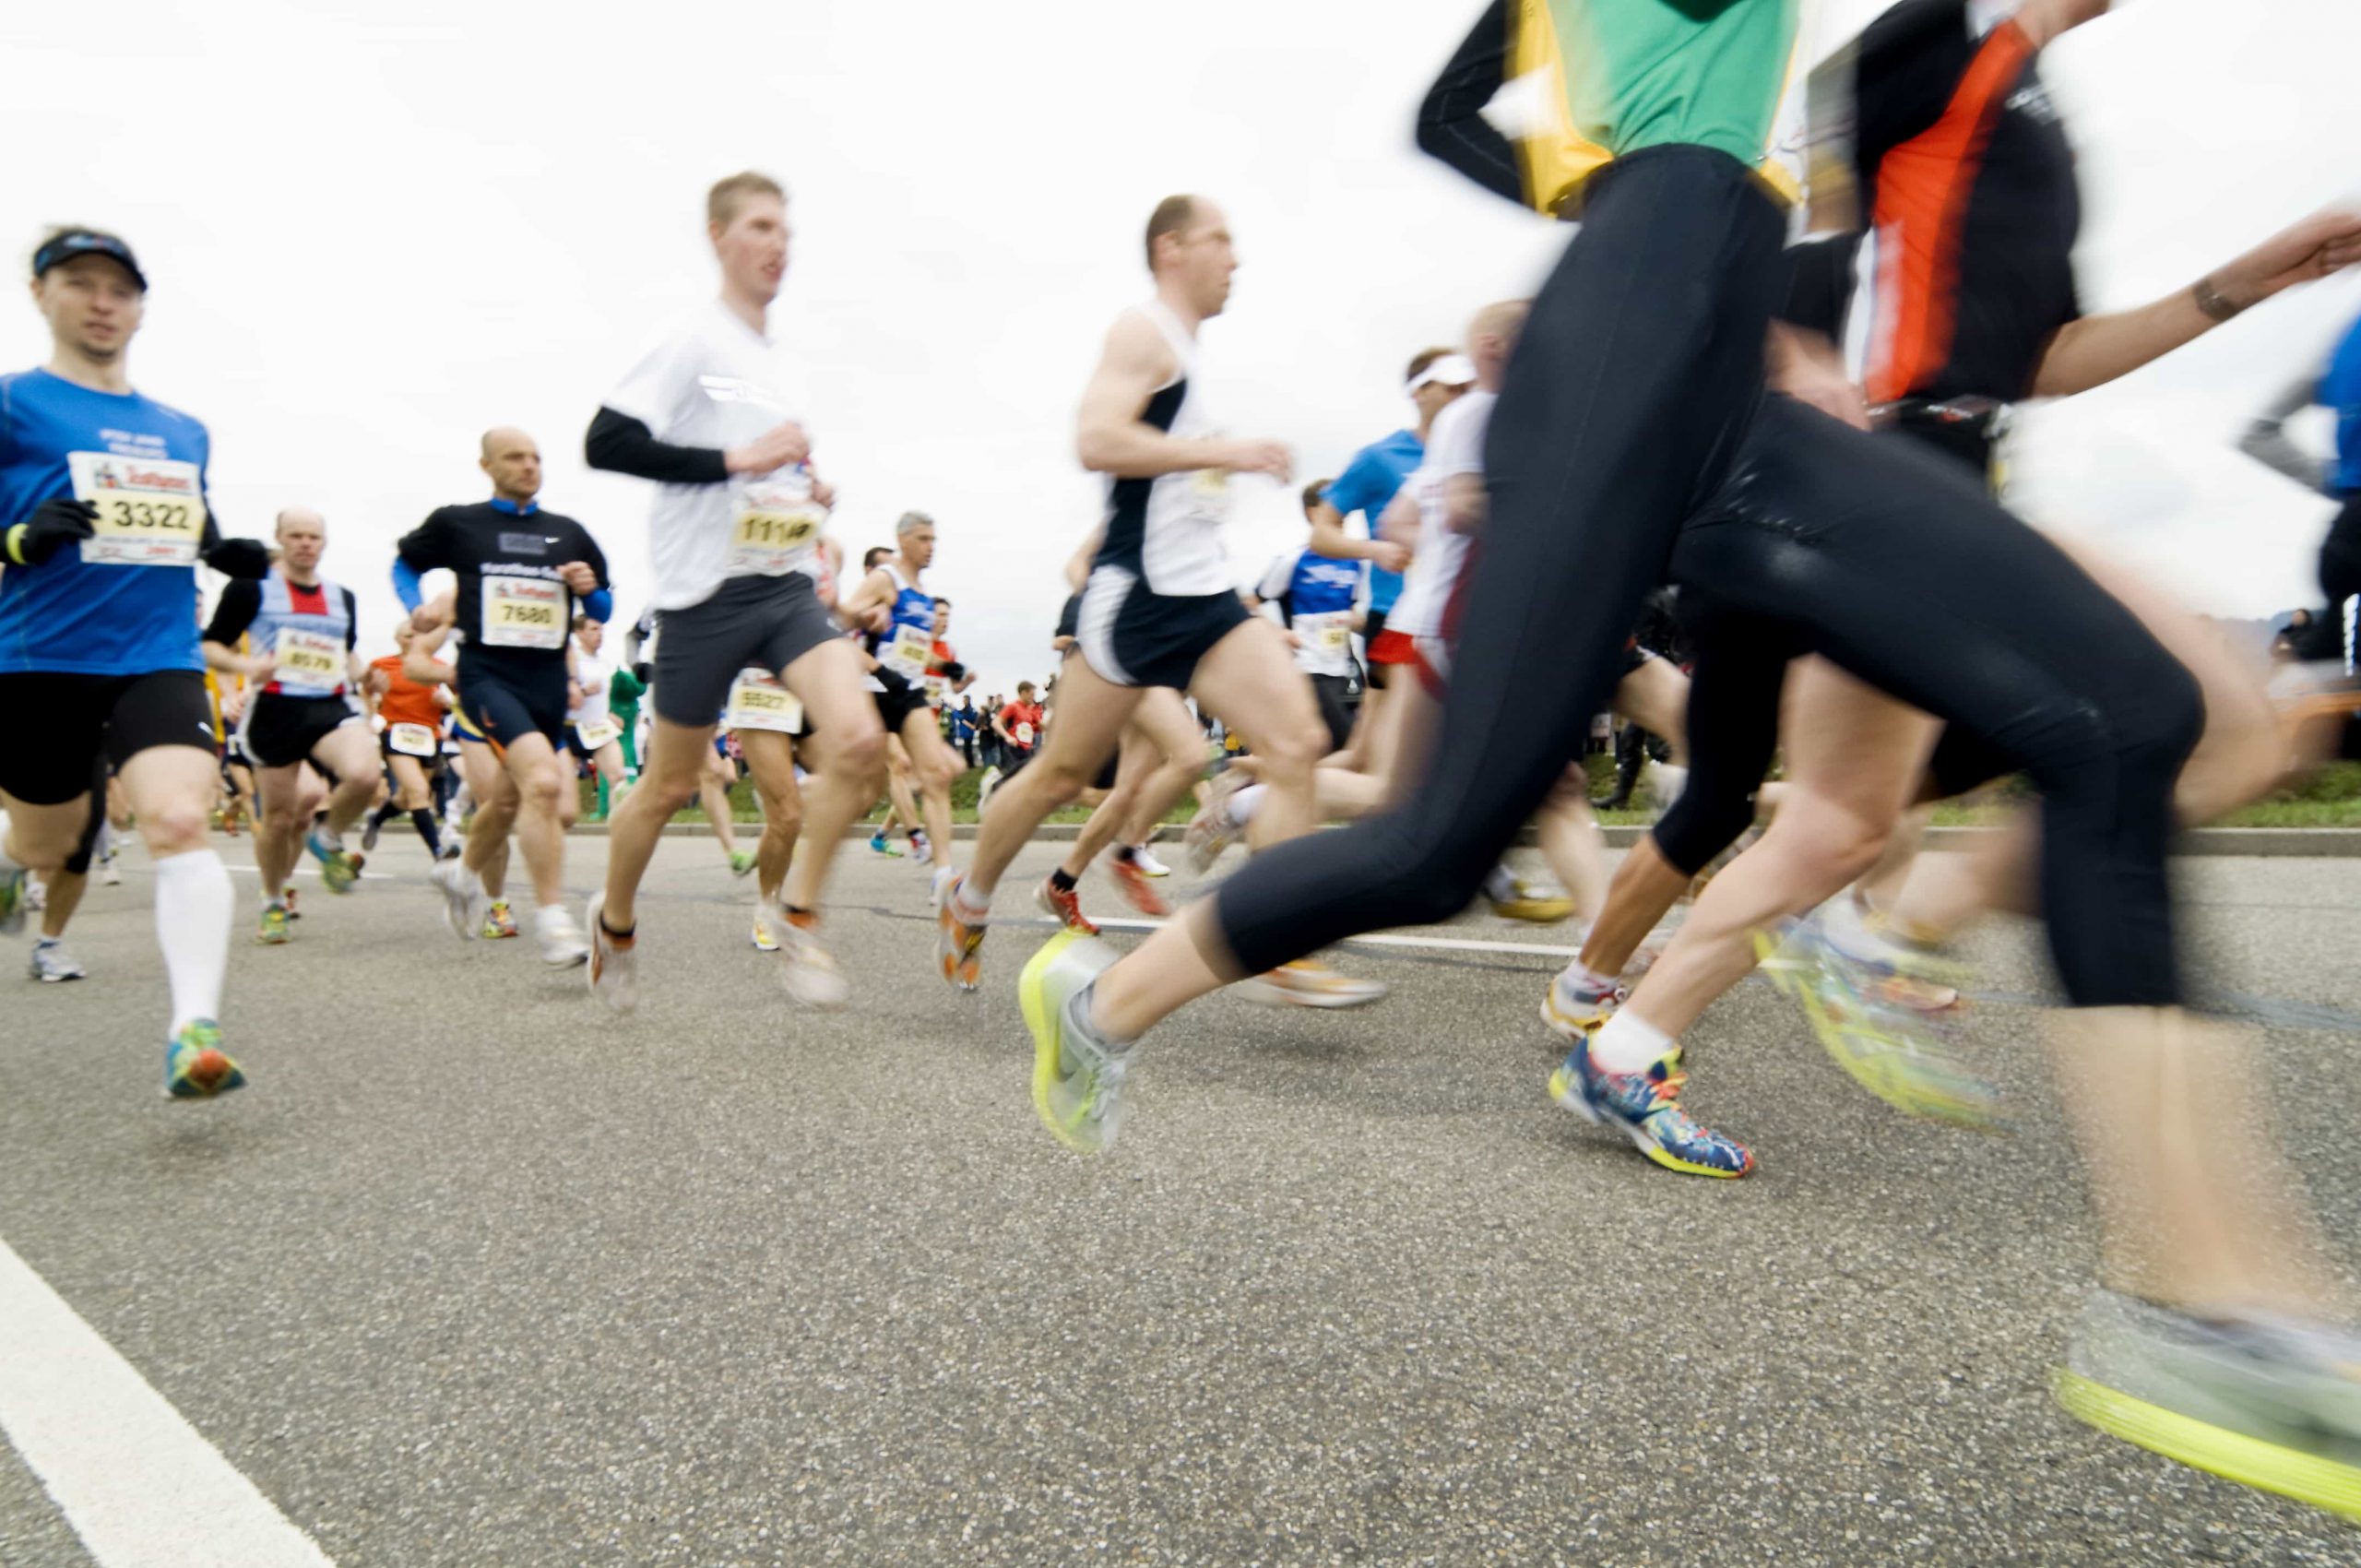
[
  {"x1": 1773, "y1": 801, "x2": 1893, "y2": 887},
  {"x1": 518, "y1": 765, "x2": 566, "y2": 812},
  {"x1": 834, "y1": 727, "x2": 889, "y2": 780},
  {"x1": 138, "y1": 799, "x2": 211, "y2": 854},
  {"x1": 1653, "y1": 790, "x2": 1753, "y2": 879},
  {"x1": 1247, "y1": 719, "x2": 1329, "y2": 781}
]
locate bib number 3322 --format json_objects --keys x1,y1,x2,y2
[
  {"x1": 481, "y1": 576, "x2": 566, "y2": 649},
  {"x1": 68, "y1": 452, "x2": 205, "y2": 567}
]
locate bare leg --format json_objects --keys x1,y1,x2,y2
[
  {"x1": 777, "y1": 640, "x2": 890, "y2": 913},
  {"x1": 1061, "y1": 725, "x2": 1157, "y2": 880},
  {"x1": 252, "y1": 762, "x2": 310, "y2": 897},
  {"x1": 700, "y1": 748, "x2": 742, "y2": 860},
  {"x1": 499, "y1": 731, "x2": 572, "y2": 910},
  {"x1": 40, "y1": 867, "x2": 89, "y2": 938},
  {"x1": 1616, "y1": 656, "x2": 1691, "y2": 767},
  {"x1": 899, "y1": 713, "x2": 960, "y2": 873},
  {"x1": 599, "y1": 719, "x2": 715, "y2": 932},
  {"x1": 961, "y1": 656, "x2": 1142, "y2": 904},
  {"x1": 311, "y1": 723, "x2": 383, "y2": 844},
  {"x1": 740, "y1": 730, "x2": 802, "y2": 904},
  {"x1": 1537, "y1": 766, "x2": 1611, "y2": 923}
]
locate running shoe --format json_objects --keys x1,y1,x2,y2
[
  {"x1": 1183, "y1": 772, "x2": 1247, "y2": 873},
  {"x1": 255, "y1": 902, "x2": 291, "y2": 946},
  {"x1": 1813, "y1": 897, "x2": 1968, "y2": 1010},
  {"x1": 777, "y1": 911, "x2": 850, "y2": 1009},
  {"x1": 362, "y1": 814, "x2": 383, "y2": 854},
  {"x1": 908, "y1": 829, "x2": 931, "y2": 866},
  {"x1": 585, "y1": 895, "x2": 638, "y2": 1012},
  {"x1": 1037, "y1": 876, "x2": 1099, "y2": 936},
  {"x1": 1540, "y1": 966, "x2": 1626, "y2": 1038},
  {"x1": 1233, "y1": 959, "x2": 1389, "y2": 1009},
  {"x1": 0, "y1": 864, "x2": 24, "y2": 935},
  {"x1": 281, "y1": 885, "x2": 300, "y2": 918},
  {"x1": 1757, "y1": 924, "x2": 2005, "y2": 1133},
  {"x1": 537, "y1": 903, "x2": 591, "y2": 968},
  {"x1": 163, "y1": 1019, "x2": 244, "y2": 1100},
  {"x1": 976, "y1": 766, "x2": 1003, "y2": 816},
  {"x1": 1109, "y1": 855, "x2": 1169, "y2": 918},
  {"x1": 1548, "y1": 1037, "x2": 1752, "y2": 1178},
  {"x1": 752, "y1": 901, "x2": 784, "y2": 952},
  {"x1": 429, "y1": 857, "x2": 486, "y2": 941},
  {"x1": 306, "y1": 828, "x2": 359, "y2": 894},
  {"x1": 937, "y1": 874, "x2": 987, "y2": 993},
  {"x1": 868, "y1": 832, "x2": 904, "y2": 860},
  {"x1": 481, "y1": 900, "x2": 519, "y2": 940},
  {"x1": 1023, "y1": 931, "x2": 1129, "y2": 1154},
  {"x1": 28, "y1": 939, "x2": 84, "y2": 982},
  {"x1": 1131, "y1": 845, "x2": 1171, "y2": 878},
  {"x1": 729, "y1": 848, "x2": 758, "y2": 878},
  {"x1": 23, "y1": 876, "x2": 45, "y2": 914},
  {"x1": 2056, "y1": 1289, "x2": 2361, "y2": 1521},
  {"x1": 1487, "y1": 875, "x2": 1576, "y2": 924},
  {"x1": 96, "y1": 849, "x2": 121, "y2": 888}
]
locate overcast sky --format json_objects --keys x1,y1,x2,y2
[{"x1": 5, "y1": 0, "x2": 2357, "y2": 695}]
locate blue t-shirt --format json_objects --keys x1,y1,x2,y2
[
  {"x1": 2324, "y1": 315, "x2": 2361, "y2": 496},
  {"x1": 1323, "y1": 429, "x2": 1423, "y2": 614},
  {"x1": 0, "y1": 368, "x2": 214, "y2": 676}
]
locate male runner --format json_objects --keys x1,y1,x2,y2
[
  {"x1": 202, "y1": 507, "x2": 374, "y2": 944},
  {"x1": 565, "y1": 613, "x2": 630, "y2": 818},
  {"x1": 0, "y1": 227, "x2": 272, "y2": 1097},
  {"x1": 1252, "y1": 498, "x2": 1365, "y2": 756},
  {"x1": 583, "y1": 170, "x2": 887, "y2": 1011},
  {"x1": 406, "y1": 609, "x2": 521, "y2": 937},
  {"x1": 938, "y1": 194, "x2": 1381, "y2": 1007},
  {"x1": 397, "y1": 426, "x2": 611, "y2": 966},
  {"x1": 838, "y1": 510, "x2": 965, "y2": 903}
]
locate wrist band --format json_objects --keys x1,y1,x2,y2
[
  {"x1": 4, "y1": 524, "x2": 25, "y2": 565},
  {"x1": 2193, "y1": 276, "x2": 2245, "y2": 323}
]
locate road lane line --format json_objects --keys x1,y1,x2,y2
[{"x1": 0, "y1": 1238, "x2": 338, "y2": 1568}]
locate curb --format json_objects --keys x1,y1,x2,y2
[{"x1": 390, "y1": 822, "x2": 2361, "y2": 857}]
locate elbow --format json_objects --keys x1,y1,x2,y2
[{"x1": 1074, "y1": 429, "x2": 1115, "y2": 474}]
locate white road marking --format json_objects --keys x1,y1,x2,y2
[
  {"x1": 1078, "y1": 915, "x2": 1579, "y2": 960},
  {"x1": 0, "y1": 1238, "x2": 338, "y2": 1568}
]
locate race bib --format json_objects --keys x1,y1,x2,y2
[
  {"x1": 481, "y1": 576, "x2": 566, "y2": 649},
  {"x1": 923, "y1": 673, "x2": 946, "y2": 707},
  {"x1": 387, "y1": 722, "x2": 439, "y2": 758},
  {"x1": 1015, "y1": 720, "x2": 1036, "y2": 746},
  {"x1": 574, "y1": 717, "x2": 620, "y2": 752},
  {"x1": 69, "y1": 452, "x2": 205, "y2": 566},
  {"x1": 730, "y1": 481, "x2": 825, "y2": 576},
  {"x1": 884, "y1": 624, "x2": 931, "y2": 678},
  {"x1": 276, "y1": 626, "x2": 344, "y2": 686},
  {"x1": 726, "y1": 670, "x2": 803, "y2": 733},
  {"x1": 1297, "y1": 612, "x2": 1352, "y2": 656}
]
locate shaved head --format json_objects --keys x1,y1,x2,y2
[
  {"x1": 479, "y1": 426, "x2": 545, "y2": 505},
  {"x1": 1469, "y1": 299, "x2": 1530, "y2": 344},
  {"x1": 273, "y1": 506, "x2": 326, "y2": 535},
  {"x1": 481, "y1": 426, "x2": 536, "y2": 461}
]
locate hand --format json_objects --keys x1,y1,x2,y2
[
  {"x1": 557, "y1": 560, "x2": 599, "y2": 595},
  {"x1": 7, "y1": 498, "x2": 97, "y2": 564},
  {"x1": 810, "y1": 475, "x2": 837, "y2": 509},
  {"x1": 725, "y1": 421, "x2": 812, "y2": 476},
  {"x1": 1766, "y1": 323, "x2": 1869, "y2": 431},
  {"x1": 863, "y1": 604, "x2": 892, "y2": 634},
  {"x1": 202, "y1": 535, "x2": 274, "y2": 580},
  {"x1": 248, "y1": 651, "x2": 279, "y2": 683},
  {"x1": 1371, "y1": 540, "x2": 1412, "y2": 576},
  {"x1": 409, "y1": 595, "x2": 456, "y2": 636},
  {"x1": 1218, "y1": 438, "x2": 1292, "y2": 482},
  {"x1": 220, "y1": 690, "x2": 247, "y2": 723},
  {"x1": 2212, "y1": 207, "x2": 2361, "y2": 310}
]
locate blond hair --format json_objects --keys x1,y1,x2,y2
[{"x1": 708, "y1": 172, "x2": 786, "y2": 231}]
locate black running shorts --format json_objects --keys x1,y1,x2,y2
[
  {"x1": 243, "y1": 692, "x2": 363, "y2": 769},
  {"x1": 0, "y1": 670, "x2": 216, "y2": 806}
]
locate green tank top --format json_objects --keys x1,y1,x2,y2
[{"x1": 1519, "y1": 0, "x2": 1799, "y2": 216}]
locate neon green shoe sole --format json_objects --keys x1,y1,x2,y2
[{"x1": 2056, "y1": 1368, "x2": 2361, "y2": 1521}]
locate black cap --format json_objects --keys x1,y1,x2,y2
[{"x1": 32, "y1": 231, "x2": 147, "y2": 292}]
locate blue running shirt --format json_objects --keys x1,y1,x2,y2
[{"x1": 1323, "y1": 429, "x2": 1423, "y2": 614}]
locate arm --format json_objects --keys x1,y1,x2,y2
[
  {"x1": 1075, "y1": 314, "x2": 1285, "y2": 480},
  {"x1": 584, "y1": 407, "x2": 731, "y2": 485},
  {"x1": 837, "y1": 565, "x2": 896, "y2": 625},
  {"x1": 1375, "y1": 485, "x2": 1421, "y2": 550},
  {"x1": 2240, "y1": 370, "x2": 2331, "y2": 493},
  {"x1": 1413, "y1": 0, "x2": 1524, "y2": 208},
  {"x1": 2035, "y1": 208, "x2": 2361, "y2": 398},
  {"x1": 198, "y1": 581, "x2": 273, "y2": 681},
  {"x1": 1063, "y1": 525, "x2": 1103, "y2": 594}
]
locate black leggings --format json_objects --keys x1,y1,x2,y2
[
  {"x1": 1213, "y1": 145, "x2": 1786, "y2": 972},
  {"x1": 1658, "y1": 398, "x2": 2201, "y2": 1008}
]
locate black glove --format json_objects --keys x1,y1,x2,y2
[
  {"x1": 202, "y1": 536, "x2": 273, "y2": 580},
  {"x1": 939, "y1": 660, "x2": 967, "y2": 683},
  {"x1": 6, "y1": 498, "x2": 98, "y2": 565}
]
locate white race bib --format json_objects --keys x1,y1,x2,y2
[
  {"x1": 884, "y1": 624, "x2": 931, "y2": 678},
  {"x1": 69, "y1": 452, "x2": 205, "y2": 566},
  {"x1": 481, "y1": 576, "x2": 566, "y2": 649},
  {"x1": 574, "y1": 717, "x2": 621, "y2": 752},
  {"x1": 275, "y1": 626, "x2": 344, "y2": 686},
  {"x1": 1015, "y1": 720, "x2": 1036, "y2": 746},
  {"x1": 387, "y1": 722, "x2": 439, "y2": 758},
  {"x1": 726, "y1": 669, "x2": 803, "y2": 733},
  {"x1": 1296, "y1": 611, "x2": 1352, "y2": 655},
  {"x1": 730, "y1": 481, "x2": 825, "y2": 576}
]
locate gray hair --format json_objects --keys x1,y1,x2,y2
[{"x1": 896, "y1": 511, "x2": 934, "y2": 538}]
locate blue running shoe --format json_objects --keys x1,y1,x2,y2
[
  {"x1": 869, "y1": 832, "x2": 904, "y2": 859},
  {"x1": 1548, "y1": 1037, "x2": 1752, "y2": 1178},
  {"x1": 306, "y1": 830, "x2": 359, "y2": 894},
  {"x1": 163, "y1": 1019, "x2": 245, "y2": 1099}
]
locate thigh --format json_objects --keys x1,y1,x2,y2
[
  {"x1": 1188, "y1": 618, "x2": 1323, "y2": 753},
  {"x1": 389, "y1": 753, "x2": 430, "y2": 799},
  {"x1": 739, "y1": 729, "x2": 801, "y2": 802},
  {"x1": 1030, "y1": 650, "x2": 1145, "y2": 773},
  {"x1": 118, "y1": 742, "x2": 219, "y2": 823},
  {"x1": 1614, "y1": 655, "x2": 1689, "y2": 743},
  {"x1": 643, "y1": 717, "x2": 720, "y2": 790},
  {"x1": 313, "y1": 715, "x2": 379, "y2": 782},
  {"x1": 1134, "y1": 684, "x2": 1206, "y2": 767},
  {"x1": 780, "y1": 637, "x2": 884, "y2": 748},
  {"x1": 1780, "y1": 657, "x2": 1942, "y2": 824},
  {"x1": 255, "y1": 760, "x2": 311, "y2": 814}
]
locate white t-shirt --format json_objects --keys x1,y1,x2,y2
[
  {"x1": 1388, "y1": 389, "x2": 1493, "y2": 642},
  {"x1": 568, "y1": 643, "x2": 612, "y2": 726},
  {"x1": 604, "y1": 300, "x2": 822, "y2": 612}
]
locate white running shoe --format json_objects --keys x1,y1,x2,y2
[
  {"x1": 430, "y1": 857, "x2": 486, "y2": 941},
  {"x1": 97, "y1": 849, "x2": 121, "y2": 887},
  {"x1": 1184, "y1": 771, "x2": 1248, "y2": 873},
  {"x1": 1234, "y1": 959, "x2": 1390, "y2": 1010},
  {"x1": 752, "y1": 901, "x2": 783, "y2": 952},
  {"x1": 976, "y1": 766, "x2": 1003, "y2": 816},
  {"x1": 29, "y1": 939, "x2": 84, "y2": 982},
  {"x1": 1131, "y1": 845, "x2": 1171, "y2": 878},
  {"x1": 777, "y1": 915, "x2": 851, "y2": 1009},
  {"x1": 536, "y1": 903, "x2": 590, "y2": 968},
  {"x1": 23, "y1": 876, "x2": 46, "y2": 913},
  {"x1": 585, "y1": 895, "x2": 638, "y2": 1012},
  {"x1": 909, "y1": 829, "x2": 932, "y2": 866}
]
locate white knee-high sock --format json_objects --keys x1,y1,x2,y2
[{"x1": 153, "y1": 849, "x2": 233, "y2": 1035}]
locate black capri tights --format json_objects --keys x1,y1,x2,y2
[{"x1": 1661, "y1": 398, "x2": 2201, "y2": 1009}]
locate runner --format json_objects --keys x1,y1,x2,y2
[
  {"x1": 201, "y1": 507, "x2": 374, "y2": 944},
  {"x1": 937, "y1": 193, "x2": 1382, "y2": 1007},
  {"x1": 565, "y1": 613, "x2": 630, "y2": 820},
  {"x1": 22, "y1": 757, "x2": 110, "y2": 983},
  {"x1": 699, "y1": 735, "x2": 757, "y2": 877},
  {"x1": 1252, "y1": 495, "x2": 1365, "y2": 756},
  {"x1": 395, "y1": 426, "x2": 611, "y2": 966},
  {"x1": 360, "y1": 620, "x2": 449, "y2": 862},
  {"x1": 582, "y1": 170, "x2": 887, "y2": 1012},
  {"x1": 838, "y1": 510, "x2": 965, "y2": 904},
  {"x1": 402, "y1": 606, "x2": 520, "y2": 936},
  {"x1": 0, "y1": 226, "x2": 272, "y2": 1097}
]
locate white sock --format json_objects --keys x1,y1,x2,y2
[
  {"x1": 1557, "y1": 958, "x2": 1614, "y2": 995},
  {"x1": 1226, "y1": 783, "x2": 1267, "y2": 827},
  {"x1": 1589, "y1": 1010, "x2": 1675, "y2": 1075},
  {"x1": 153, "y1": 849, "x2": 233, "y2": 1035}
]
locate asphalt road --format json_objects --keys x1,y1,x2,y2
[{"x1": 3, "y1": 835, "x2": 2358, "y2": 1567}]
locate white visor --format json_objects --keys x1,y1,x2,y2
[{"x1": 1407, "y1": 353, "x2": 1477, "y2": 393}]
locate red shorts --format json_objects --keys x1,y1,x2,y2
[{"x1": 1367, "y1": 629, "x2": 1418, "y2": 666}]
